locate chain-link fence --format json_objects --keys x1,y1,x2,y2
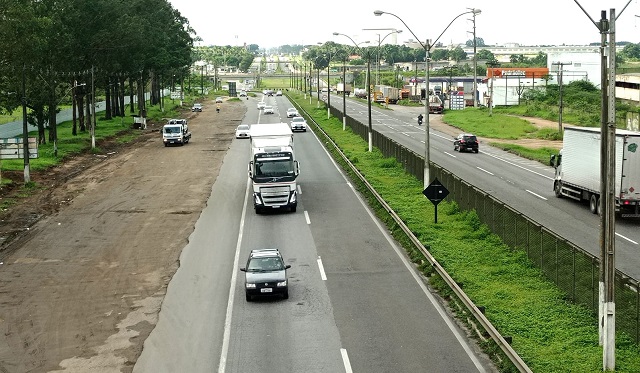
[{"x1": 329, "y1": 104, "x2": 640, "y2": 344}]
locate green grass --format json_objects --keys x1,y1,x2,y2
[
  {"x1": 489, "y1": 143, "x2": 558, "y2": 164},
  {"x1": 260, "y1": 77, "x2": 293, "y2": 90},
  {"x1": 443, "y1": 108, "x2": 545, "y2": 139},
  {"x1": 288, "y1": 90, "x2": 640, "y2": 372}
]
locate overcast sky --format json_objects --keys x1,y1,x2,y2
[{"x1": 168, "y1": 0, "x2": 640, "y2": 49}]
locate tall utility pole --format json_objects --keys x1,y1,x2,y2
[
  {"x1": 468, "y1": 8, "x2": 481, "y2": 108},
  {"x1": 574, "y1": 1, "x2": 632, "y2": 370},
  {"x1": 552, "y1": 61, "x2": 573, "y2": 133}
]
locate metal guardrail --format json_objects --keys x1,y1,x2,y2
[{"x1": 294, "y1": 101, "x2": 533, "y2": 372}]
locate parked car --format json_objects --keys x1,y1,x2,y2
[
  {"x1": 276, "y1": 90, "x2": 283, "y2": 96},
  {"x1": 215, "y1": 97, "x2": 223, "y2": 103},
  {"x1": 263, "y1": 105, "x2": 275, "y2": 114},
  {"x1": 286, "y1": 108, "x2": 298, "y2": 118},
  {"x1": 290, "y1": 117, "x2": 307, "y2": 132},
  {"x1": 453, "y1": 133, "x2": 479, "y2": 153},
  {"x1": 240, "y1": 248, "x2": 291, "y2": 301},
  {"x1": 191, "y1": 103, "x2": 202, "y2": 112},
  {"x1": 257, "y1": 101, "x2": 266, "y2": 110},
  {"x1": 235, "y1": 124, "x2": 250, "y2": 139}
]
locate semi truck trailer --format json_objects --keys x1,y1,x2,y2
[{"x1": 550, "y1": 126, "x2": 640, "y2": 217}]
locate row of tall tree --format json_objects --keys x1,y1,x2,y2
[{"x1": 0, "y1": 0, "x2": 195, "y2": 147}]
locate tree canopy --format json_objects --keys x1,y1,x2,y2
[{"x1": 0, "y1": 0, "x2": 196, "y2": 140}]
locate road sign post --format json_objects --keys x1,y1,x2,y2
[{"x1": 422, "y1": 178, "x2": 449, "y2": 223}]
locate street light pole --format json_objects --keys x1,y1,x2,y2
[
  {"x1": 469, "y1": 8, "x2": 481, "y2": 108},
  {"x1": 342, "y1": 56, "x2": 347, "y2": 130},
  {"x1": 334, "y1": 32, "x2": 374, "y2": 151},
  {"x1": 362, "y1": 29, "x2": 402, "y2": 88},
  {"x1": 375, "y1": 8, "x2": 481, "y2": 187}
]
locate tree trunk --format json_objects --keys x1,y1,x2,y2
[
  {"x1": 104, "y1": 76, "x2": 112, "y2": 120},
  {"x1": 85, "y1": 92, "x2": 92, "y2": 131},
  {"x1": 119, "y1": 77, "x2": 126, "y2": 116},
  {"x1": 129, "y1": 78, "x2": 135, "y2": 113},
  {"x1": 72, "y1": 78, "x2": 78, "y2": 136},
  {"x1": 77, "y1": 93, "x2": 85, "y2": 132}
]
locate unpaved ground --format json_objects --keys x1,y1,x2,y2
[
  {"x1": 0, "y1": 100, "x2": 560, "y2": 372},
  {"x1": 0, "y1": 99, "x2": 246, "y2": 372}
]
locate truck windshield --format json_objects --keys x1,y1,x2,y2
[
  {"x1": 254, "y1": 158, "x2": 294, "y2": 178},
  {"x1": 164, "y1": 127, "x2": 181, "y2": 134}
]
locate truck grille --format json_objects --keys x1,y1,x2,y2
[{"x1": 260, "y1": 186, "x2": 290, "y2": 206}]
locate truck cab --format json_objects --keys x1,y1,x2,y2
[
  {"x1": 162, "y1": 119, "x2": 191, "y2": 146},
  {"x1": 248, "y1": 123, "x2": 299, "y2": 214}
]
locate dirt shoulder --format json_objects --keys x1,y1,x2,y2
[{"x1": 0, "y1": 99, "x2": 245, "y2": 372}]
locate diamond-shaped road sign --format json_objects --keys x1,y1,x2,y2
[
  {"x1": 422, "y1": 178, "x2": 449, "y2": 206},
  {"x1": 422, "y1": 178, "x2": 449, "y2": 223}
]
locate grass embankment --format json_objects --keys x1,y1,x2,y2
[{"x1": 286, "y1": 90, "x2": 640, "y2": 372}]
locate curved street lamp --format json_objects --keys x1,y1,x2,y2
[
  {"x1": 363, "y1": 29, "x2": 402, "y2": 86},
  {"x1": 334, "y1": 32, "x2": 374, "y2": 152},
  {"x1": 374, "y1": 8, "x2": 481, "y2": 188}
]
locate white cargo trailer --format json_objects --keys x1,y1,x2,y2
[{"x1": 550, "y1": 126, "x2": 640, "y2": 217}]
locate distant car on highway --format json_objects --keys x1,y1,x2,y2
[
  {"x1": 240, "y1": 248, "x2": 291, "y2": 301},
  {"x1": 257, "y1": 101, "x2": 266, "y2": 110},
  {"x1": 453, "y1": 133, "x2": 479, "y2": 153},
  {"x1": 286, "y1": 108, "x2": 298, "y2": 118},
  {"x1": 215, "y1": 97, "x2": 223, "y2": 103},
  {"x1": 290, "y1": 117, "x2": 307, "y2": 132},
  {"x1": 235, "y1": 124, "x2": 250, "y2": 139},
  {"x1": 276, "y1": 90, "x2": 283, "y2": 96},
  {"x1": 191, "y1": 103, "x2": 202, "y2": 112},
  {"x1": 263, "y1": 106, "x2": 275, "y2": 114}
]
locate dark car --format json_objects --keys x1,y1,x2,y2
[
  {"x1": 240, "y1": 249, "x2": 291, "y2": 301},
  {"x1": 454, "y1": 133, "x2": 479, "y2": 153}
]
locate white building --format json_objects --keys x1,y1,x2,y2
[{"x1": 546, "y1": 50, "x2": 601, "y2": 88}]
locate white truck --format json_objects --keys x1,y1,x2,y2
[
  {"x1": 248, "y1": 123, "x2": 299, "y2": 214},
  {"x1": 550, "y1": 126, "x2": 640, "y2": 217},
  {"x1": 336, "y1": 83, "x2": 352, "y2": 95},
  {"x1": 162, "y1": 119, "x2": 191, "y2": 146}
]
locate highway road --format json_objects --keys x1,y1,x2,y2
[
  {"x1": 133, "y1": 95, "x2": 497, "y2": 372},
  {"x1": 325, "y1": 95, "x2": 640, "y2": 279}
]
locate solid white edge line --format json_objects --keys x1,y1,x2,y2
[
  {"x1": 317, "y1": 256, "x2": 327, "y2": 281},
  {"x1": 615, "y1": 232, "x2": 639, "y2": 245},
  {"x1": 526, "y1": 189, "x2": 548, "y2": 200},
  {"x1": 304, "y1": 210, "x2": 311, "y2": 225},
  {"x1": 476, "y1": 167, "x2": 494, "y2": 175},
  {"x1": 217, "y1": 177, "x2": 251, "y2": 373},
  {"x1": 340, "y1": 348, "x2": 353, "y2": 373}
]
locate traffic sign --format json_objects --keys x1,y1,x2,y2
[{"x1": 422, "y1": 178, "x2": 449, "y2": 223}]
